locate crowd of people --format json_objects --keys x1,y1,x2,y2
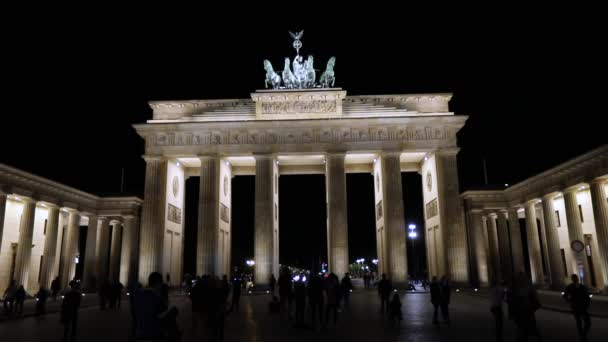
[{"x1": 0, "y1": 268, "x2": 598, "y2": 342}]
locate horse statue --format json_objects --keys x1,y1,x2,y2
[
  {"x1": 305, "y1": 55, "x2": 316, "y2": 88},
  {"x1": 282, "y1": 58, "x2": 297, "y2": 89},
  {"x1": 263, "y1": 60, "x2": 282, "y2": 89},
  {"x1": 319, "y1": 56, "x2": 336, "y2": 88}
]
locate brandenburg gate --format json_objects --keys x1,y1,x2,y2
[{"x1": 133, "y1": 88, "x2": 469, "y2": 287}]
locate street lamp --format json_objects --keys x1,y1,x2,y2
[{"x1": 408, "y1": 224, "x2": 417, "y2": 280}]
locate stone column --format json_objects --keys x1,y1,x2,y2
[
  {"x1": 435, "y1": 151, "x2": 469, "y2": 283},
  {"x1": 109, "y1": 220, "x2": 122, "y2": 284},
  {"x1": 96, "y1": 217, "x2": 111, "y2": 287},
  {"x1": 326, "y1": 153, "x2": 349, "y2": 277},
  {"x1": 60, "y1": 209, "x2": 80, "y2": 288},
  {"x1": 381, "y1": 152, "x2": 408, "y2": 283},
  {"x1": 508, "y1": 208, "x2": 526, "y2": 274},
  {"x1": 138, "y1": 157, "x2": 167, "y2": 284},
  {"x1": 486, "y1": 214, "x2": 501, "y2": 284},
  {"x1": 564, "y1": 188, "x2": 592, "y2": 286},
  {"x1": 525, "y1": 200, "x2": 544, "y2": 285},
  {"x1": 82, "y1": 215, "x2": 98, "y2": 290},
  {"x1": 13, "y1": 198, "x2": 37, "y2": 287},
  {"x1": 120, "y1": 215, "x2": 140, "y2": 287},
  {"x1": 254, "y1": 155, "x2": 275, "y2": 288},
  {"x1": 198, "y1": 156, "x2": 219, "y2": 276},
  {"x1": 542, "y1": 193, "x2": 566, "y2": 289},
  {"x1": 590, "y1": 179, "x2": 608, "y2": 291},
  {"x1": 537, "y1": 206, "x2": 552, "y2": 282},
  {"x1": 39, "y1": 204, "x2": 59, "y2": 288},
  {"x1": 0, "y1": 191, "x2": 6, "y2": 256},
  {"x1": 496, "y1": 211, "x2": 513, "y2": 280},
  {"x1": 469, "y1": 210, "x2": 489, "y2": 285}
]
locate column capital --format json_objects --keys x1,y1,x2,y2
[
  {"x1": 97, "y1": 216, "x2": 111, "y2": 222},
  {"x1": 525, "y1": 198, "x2": 542, "y2": 206},
  {"x1": 110, "y1": 218, "x2": 123, "y2": 225},
  {"x1": 122, "y1": 214, "x2": 138, "y2": 220},
  {"x1": 198, "y1": 154, "x2": 219, "y2": 161},
  {"x1": 252, "y1": 153, "x2": 275, "y2": 160},
  {"x1": 487, "y1": 212, "x2": 498, "y2": 218},
  {"x1": 142, "y1": 155, "x2": 165, "y2": 163},
  {"x1": 469, "y1": 208, "x2": 484, "y2": 214},
  {"x1": 379, "y1": 150, "x2": 403, "y2": 158},
  {"x1": 325, "y1": 151, "x2": 347, "y2": 158},
  {"x1": 563, "y1": 184, "x2": 584, "y2": 194},
  {"x1": 434, "y1": 148, "x2": 460, "y2": 156},
  {"x1": 541, "y1": 191, "x2": 560, "y2": 201},
  {"x1": 590, "y1": 177, "x2": 608, "y2": 185}
]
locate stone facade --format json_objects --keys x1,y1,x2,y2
[
  {"x1": 462, "y1": 145, "x2": 608, "y2": 291},
  {"x1": 0, "y1": 164, "x2": 142, "y2": 293}
]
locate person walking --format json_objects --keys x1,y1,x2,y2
[
  {"x1": 377, "y1": 273, "x2": 392, "y2": 315},
  {"x1": 389, "y1": 292, "x2": 403, "y2": 327},
  {"x1": 35, "y1": 285, "x2": 50, "y2": 315},
  {"x1": 507, "y1": 272, "x2": 542, "y2": 341},
  {"x1": 307, "y1": 274, "x2": 324, "y2": 331},
  {"x1": 324, "y1": 273, "x2": 340, "y2": 327},
  {"x1": 269, "y1": 274, "x2": 277, "y2": 295},
  {"x1": 563, "y1": 274, "x2": 591, "y2": 342},
  {"x1": 429, "y1": 276, "x2": 441, "y2": 325},
  {"x1": 231, "y1": 276, "x2": 242, "y2": 312},
  {"x1": 60, "y1": 280, "x2": 82, "y2": 342},
  {"x1": 341, "y1": 273, "x2": 353, "y2": 308},
  {"x1": 439, "y1": 276, "x2": 451, "y2": 325},
  {"x1": 2, "y1": 279, "x2": 17, "y2": 315},
  {"x1": 14, "y1": 285, "x2": 26, "y2": 315},
  {"x1": 51, "y1": 276, "x2": 61, "y2": 301},
  {"x1": 293, "y1": 273, "x2": 307, "y2": 327},
  {"x1": 490, "y1": 280, "x2": 507, "y2": 341}
]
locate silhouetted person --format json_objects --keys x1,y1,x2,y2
[
  {"x1": 341, "y1": 273, "x2": 353, "y2": 307},
  {"x1": 278, "y1": 269, "x2": 293, "y2": 320},
  {"x1": 363, "y1": 273, "x2": 370, "y2": 288},
  {"x1": 231, "y1": 276, "x2": 242, "y2": 312},
  {"x1": 377, "y1": 273, "x2": 392, "y2": 314},
  {"x1": 430, "y1": 276, "x2": 441, "y2": 324},
  {"x1": 293, "y1": 274, "x2": 307, "y2": 327},
  {"x1": 308, "y1": 274, "x2": 324, "y2": 330},
  {"x1": 507, "y1": 272, "x2": 541, "y2": 341},
  {"x1": 324, "y1": 273, "x2": 340, "y2": 327},
  {"x1": 114, "y1": 282, "x2": 124, "y2": 309},
  {"x1": 563, "y1": 274, "x2": 591, "y2": 342},
  {"x1": 269, "y1": 274, "x2": 276, "y2": 295},
  {"x1": 51, "y1": 276, "x2": 60, "y2": 301},
  {"x1": 389, "y1": 292, "x2": 403, "y2": 326},
  {"x1": 35, "y1": 285, "x2": 49, "y2": 315},
  {"x1": 134, "y1": 272, "x2": 180, "y2": 341},
  {"x1": 99, "y1": 282, "x2": 110, "y2": 310},
  {"x1": 60, "y1": 280, "x2": 81, "y2": 342},
  {"x1": 490, "y1": 280, "x2": 507, "y2": 341},
  {"x1": 14, "y1": 285, "x2": 26, "y2": 315},
  {"x1": 269, "y1": 295, "x2": 280, "y2": 313},
  {"x1": 3, "y1": 279, "x2": 17, "y2": 314},
  {"x1": 439, "y1": 275, "x2": 451, "y2": 325}
]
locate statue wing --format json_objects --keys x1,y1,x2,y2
[
  {"x1": 289, "y1": 31, "x2": 297, "y2": 39},
  {"x1": 289, "y1": 30, "x2": 304, "y2": 39}
]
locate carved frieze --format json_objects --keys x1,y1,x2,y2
[{"x1": 152, "y1": 125, "x2": 452, "y2": 147}]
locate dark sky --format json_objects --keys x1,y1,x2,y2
[{"x1": 1, "y1": 3, "x2": 604, "y2": 271}]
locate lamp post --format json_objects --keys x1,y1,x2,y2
[{"x1": 408, "y1": 224, "x2": 417, "y2": 280}]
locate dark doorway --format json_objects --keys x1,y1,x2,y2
[
  {"x1": 402, "y1": 173, "x2": 426, "y2": 280},
  {"x1": 346, "y1": 173, "x2": 376, "y2": 272}
]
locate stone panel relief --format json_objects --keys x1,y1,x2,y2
[
  {"x1": 425, "y1": 198, "x2": 438, "y2": 219},
  {"x1": 167, "y1": 204, "x2": 182, "y2": 224},
  {"x1": 220, "y1": 203, "x2": 230, "y2": 223},
  {"x1": 376, "y1": 200, "x2": 383, "y2": 220}
]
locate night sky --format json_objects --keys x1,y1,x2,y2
[{"x1": 1, "y1": 3, "x2": 603, "y2": 273}]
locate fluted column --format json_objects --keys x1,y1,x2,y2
[
  {"x1": 508, "y1": 209, "x2": 526, "y2": 274},
  {"x1": 82, "y1": 215, "x2": 98, "y2": 290},
  {"x1": 326, "y1": 153, "x2": 349, "y2": 277},
  {"x1": 542, "y1": 193, "x2": 566, "y2": 289},
  {"x1": 564, "y1": 188, "x2": 592, "y2": 286},
  {"x1": 96, "y1": 217, "x2": 111, "y2": 286},
  {"x1": 380, "y1": 153, "x2": 407, "y2": 283},
  {"x1": 496, "y1": 211, "x2": 513, "y2": 280},
  {"x1": 138, "y1": 157, "x2": 167, "y2": 284},
  {"x1": 469, "y1": 210, "x2": 489, "y2": 285},
  {"x1": 13, "y1": 198, "x2": 37, "y2": 287},
  {"x1": 486, "y1": 214, "x2": 501, "y2": 284},
  {"x1": 120, "y1": 215, "x2": 140, "y2": 287},
  {"x1": 198, "y1": 156, "x2": 219, "y2": 276},
  {"x1": 39, "y1": 204, "x2": 60, "y2": 288},
  {"x1": 254, "y1": 155, "x2": 275, "y2": 288},
  {"x1": 0, "y1": 191, "x2": 7, "y2": 256},
  {"x1": 60, "y1": 209, "x2": 80, "y2": 288},
  {"x1": 109, "y1": 220, "x2": 123, "y2": 284},
  {"x1": 590, "y1": 179, "x2": 608, "y2": 291},
  {"x1": 525, "y1": 200, "x2": 544, "y2": 285}
]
